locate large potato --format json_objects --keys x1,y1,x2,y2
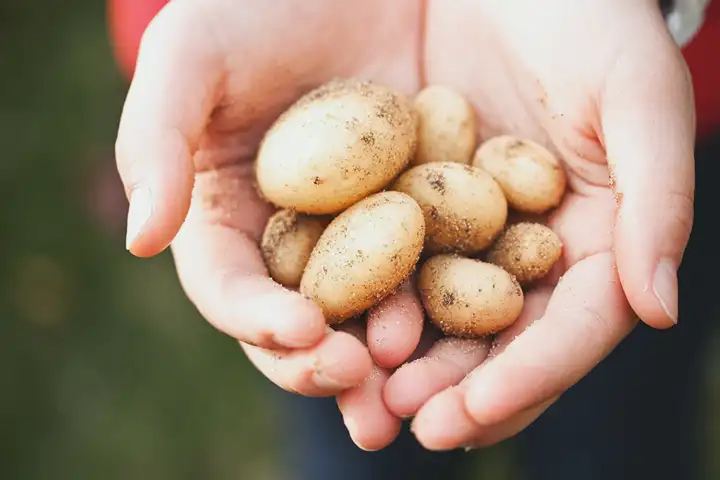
[
  {"x1": 260, "y1": 209, "x2": 330, "y2": 288},
  {"x1": 255, "y1": 78, "x2": 418, "y2": 215},
  {"x1": 392, "y1": 162, "x2": 507, "y2": 255},
  {"x1": 418, "y1": 254, "x2": 524, "y2": 337},
  {"x1": 473, "y1": 135, "x2": 567, "y2": 213},
  {"x1": 487, "y1": 222, "x2": 562, "y2": 285},
  {"x1": 412, "y1": 85, "x2": 476, "y2": 166},
  {"x1": 300, "y1": 191, "x2": 425, "y2": 324}
]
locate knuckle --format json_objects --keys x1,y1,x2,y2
[
  {"x1": 286, "y1": 367, "x2": 316, "y2": 396},
  {"x1": 667, "y1": 188, "x2": 694, "y2": 233},
  {"x1": 581, "y1": 304, "x2": 614, "y2": 339}
]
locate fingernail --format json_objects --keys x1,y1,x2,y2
[
  {"x1": 653, "y1": 258, "x2": 678, "y2": 324},
  {"x1": 126, "y1": 187, "x2": 153, "y2": 250}
]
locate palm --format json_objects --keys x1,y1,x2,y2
[
  {"x1": 178, "y1": 0, "x2": 421, "y2": 240},
  {"x1": 184, "y1": 0, "x2": 618, "y2": 269}
]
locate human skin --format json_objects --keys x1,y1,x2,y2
[{"x1": 115, "y1": 0, "x2": 694, "y2": 451}]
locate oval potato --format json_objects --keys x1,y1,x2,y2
[
  {"x1": 255, "y1": 78, "x2": 417, "y2": 215},
  {"x1": 412, "y1": 85, "x2": 476, "y2": 166},
  {"x1": 392, "y1": 162, "x2": 507, "y2": 255},
  {"x1": 300, "y1": 191, "x2": 425, "y2": 324},
  {"x1": 260, "y1": 209, "x2": 330, "y2": 287},
  {"x1": 487, "y1": 222, "x2": 563, "y2": 285},
  {"x1": 418, "y1": 254, "x2": 524, "y2": 337},
  {"x1": 473, "y1": 135, "x2": 567, "y2": 213}
]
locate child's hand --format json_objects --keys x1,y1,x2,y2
[
  {"x1": 115, "y1": 0, "x2": 427, "y2": 450},
  {"x1": 384, "y1": 0, "x2": 695, "y2": 450}
]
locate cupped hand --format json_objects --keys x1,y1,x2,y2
[
  {"x1": 115, "y1": 0, "x2": 695, "y2": 453},
  {"x1": 383, "y1": 0, "x2": 695, "y2": 450},
  {"x1": 115, "y1": 0, "x2": 427, "y2": 450}
]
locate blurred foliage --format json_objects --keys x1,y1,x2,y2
[{"x1": 0, "y1": 1, "x2": 280, "y2": 478}]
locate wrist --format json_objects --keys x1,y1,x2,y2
[{"x1": 661, "y1": 0, "x2": 711, "y2": 46}]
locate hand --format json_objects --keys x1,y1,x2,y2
[
  {"x1": 382, "y1": 0, "x2": 695, "y2": 450},
  {"x1": 115, "y1": 0, "x2": 695, "y2": 452},
  {"x1": 114, "y1": 0, "x2": 427, "y2": 451}
]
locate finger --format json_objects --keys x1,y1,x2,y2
[
  {"x1": 337, "y1": 365, "x2": 401, "y2": 451},
  {"x1": 172, "y1": 214, "x2": 327, "y2": 350},
  {"x1": 116, "y1": 1, "x2": 223, "y2": 257},
  {"x1": 384, "y1": 337, "x2": 490, "y2": 419},
  {"x1": 464, "y1": 398, "x2": 555, "y2": 449},
  {"x1": 601, "y1": 32, "x2": 695, "y2": 329},
  {"x1": 366, "y1": 280, "x2": 424, "y2": 368},
  {"x1": 242, "y1": 329, "x2": 373, "y2": 397},
  {"x1": 411, "y1": 383, "x2": 555, "y2": 451},
  {"x1": 401, "y1": 287, "x2": 550, "y2": 444},
  {"x1": 410, "y1": 385, "x2": 478, "y2": 451},
  {"x1": 407, "y1": 322, "x2": 445, "y2": 363},
  {"x1": 487, "y1": 286, "x2": 553, "y2": 359},
  {"x1": 382, "y1": 286, "x2": 550, "y2": 419},
  {"x1": 464, "y1": 252, "x2": 636, "y2": 426},
  {"x1": 336, "y1": 321, "x2": 402, "y2": 451}
]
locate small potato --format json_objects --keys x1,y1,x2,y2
[
  {"x1": 392, "y1": 162, "x2": 507, "y2": 255},
  {"x1": 255, "y1": 78, "x2": 417, "y2": 215},
  {"x1": 487, "y1": 222, "x2": 563, "y2": 285},
  {"x1": 473, "y1": 135, "x2": 567, "y2": 213},
  {"x1": 418, "y1": 254, "x2": 524, "y2": 338},
  {"x1": 300, "y1": 191, "x2": 425, "y2": 325},
  {"x1": 412, "y1": 85, "x2": 476, "y2": 166},
  {"x1": 260, "y1": 209, "x2": 330, "y2": 288}
]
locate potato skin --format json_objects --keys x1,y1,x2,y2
[
  {"x1": 260, "y1": 209, "x2": 329, "y2": 288},
  {"x1": 255, "y1": 78, "x2": 417, "y2": 215},
  {"x1": 300, "y1": 191, "x2": 425, "y2": 325},
  {"x1": 487, "y1": 223, "x2": 562, "y2": 285},
  {"x1": 473, "y1": 135, "x2": 567, "y2": 213},
  {"x1": 418, "y1": 255, "x2": 524, "y2": 337},
  {"x1": 412, "y1": 85, "x2": 476, "y2": 166},
  {"x1": 392, "y1": 162, "x2": 507, "y2": 255}
]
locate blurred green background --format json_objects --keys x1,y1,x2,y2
[
  {"x1": 0, "y1": 1, "x2": 281, "y2": 478},
  {"x1": 1, "y1": 1, "x2": 719, "y2": 479}
]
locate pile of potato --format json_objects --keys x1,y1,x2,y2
[{"x1": 256, "y1": 78, "x2": 565, "y2": 338}]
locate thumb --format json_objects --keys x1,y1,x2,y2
[
  {"x1": 601, "y1": 32, "x2": 695, "y2": 329},
  {"x1": 115, "y1": 2, "x2": 222, "y2": 257}
]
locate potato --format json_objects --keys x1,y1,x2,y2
[
  {"x1": 473, "y1": 135, "x2": 566, "y2": 213},
  {"x1": 255, "y1": 78, "x2": 418, "y2": 215},
  {"x1": 300, "y1": 191, "x2": 425, "y2": 324},
  {"x1": 487, "y1": 222, "x2": 562, "y2": 285},
  {"x1": 412, "y1": 85, "x2": 476, "y2": 166},
  {"x1": 418, "y1": 254, "x2": 524, "y2": 337},
  {"x1": 260, "y1": 209, "x2": 330, "y2": 287},
  {"x1": 392, "y1": 162, "x2": 507, "y2": 255}
]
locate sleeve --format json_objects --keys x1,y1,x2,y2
[
  {"x1": 108, "y1": 0, "x2": 169, "y2": 80},
  {"x1": 662, "y1": 0, "x2": 712, "y2": 46}
]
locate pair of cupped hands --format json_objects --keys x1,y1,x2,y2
[{"x1": 116, "y1": 0, "x2": 695, "y2": 451}]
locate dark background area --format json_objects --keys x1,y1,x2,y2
[{"x1": 0, "y1": 1, "x2": 718, "y2": 479}]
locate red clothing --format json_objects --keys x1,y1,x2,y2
[
  {"x1": 107, "y1": 0, "x2": 167, "y2": 80},
  {"x1": 683, "y1": 1, "x2": 720, "y2": 139},
  {"x1": 107, "y1": 0, "x2": 720, "y2": 138}
]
